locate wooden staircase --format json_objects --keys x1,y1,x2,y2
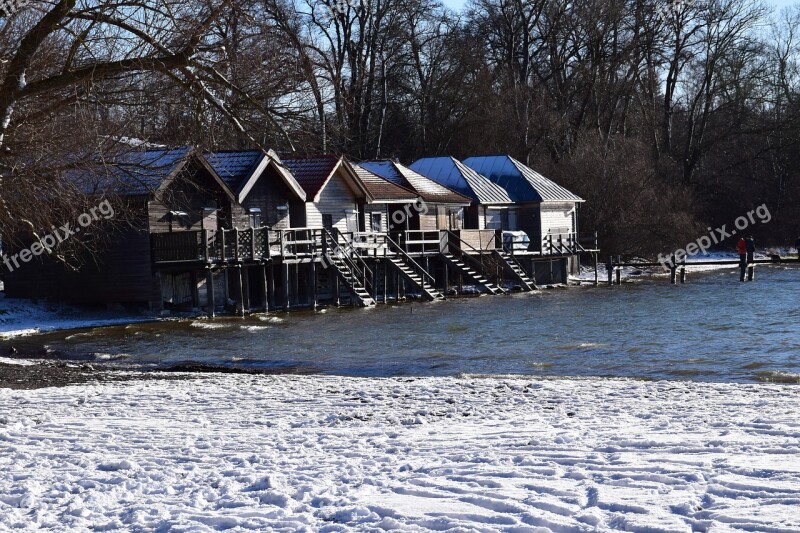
[
  {"x1": 387, "y1": 257, "x2": 444, "y2": 301},
  {"x1": 384, "y1": 234, "x2": 443, "y2": 301},
  {"x1": 441, "y1": 253, "x2": 506, "y2": 295},
  {"x1": 495, "y1": 251, "x2": 538, "y2": 291},
  {"x1": 323, "y1": 231, "x2": 376, "y2": 307}
]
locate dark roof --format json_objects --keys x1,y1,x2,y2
[
  {"x1": 73, "y1": 147, "x2": 197, "y2": 196},
  {"x1": 281, "y1": 155, "x2": 342, "y2": 199},
  {"x1": 463, "y1": 155, "x2": 583, "y2": 203},
  {"x1": 205, "y1": 150, "x2": 265, "y2": 191},
  {"x1": 351, "y1": 164, "x2": 418, "y2": 202},
  {"x1": 410, "y1": 157, "x2": 513, "y2": 205},
  {"x1": 359, "y1": 161, "x2": 471, "y2": 205}
]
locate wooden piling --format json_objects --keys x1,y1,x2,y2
[
  {"x1": 242, "y1": 267, "x2": 251, "y2": 313},
  {"x1": 206, "y1": 268, "x2": 215, "y2": 318},
  {"x1": 310, "y1": 261, "x2": 318, "y2": 309},
  {"x1": 282, "y1": 262, "x2": 290, "y2": 310},
  {"x1": 607, "y1": 256, "x2": 613, "y2": 286},
  {"x1": 261, "y1": 265, "x2": 269, "y2": 312}
]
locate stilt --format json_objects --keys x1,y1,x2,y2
[
  {"x1": 268, "y1": 264, "x2": 276, "y2": 310},
  {"x1": 670, "y1": 265, "x2": 677, "y2": 284},
  {"x1": 283, "y1": 262, "x2": 290, "y2": 310},
  {"x1": 616, "y1": 266, "x2": 622, "y2": 286},
  {"x1": 607, "y1": 256, "x2": 613, "y2": 286},
  {"x1": 310, "y1": 260, "x2": 318, "y2": 309},
  {"x1": 748, "y1": 264, "x2": 755, "y2": 281},
  {"x1": 443, "y1": 261, "x2": 449, "y2": 295},
  {"x1": 191, "y1": 271, "x2": 199, "y2": 310},
  {"x1": 242, "y1": 267, "x2": 250, "y2": 313},
  {"x1": 292, "y1": 264, "x2": 300, "y2": 306},
  {"x1": 334, "y1": 274, "x2": 341, "y2": 306},
  {"x1": 680, "y1": 265, "x2": 687, "y2": 284},
  {"x1": 372, "y1": 261, "x2": 378, "y2": 302},
  {"x1": 262, "y1": 265, "x2": 269, "y2": 312},
  {"x1": 236, "y1": 267, "x2": 245, "y2": 316},
  {"x1": 383, "y1": 261, "x2": 388, "y2": 303},
  {"x1": 206, "y1": 268, "x2": 215, "y2": 318},
  {"x1": 594, "y1": 253, "x2": 599, "y2": 286}
]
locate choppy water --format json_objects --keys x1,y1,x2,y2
[{"x1": 7, "y1": 266, "x2": 800, "y2": 383}]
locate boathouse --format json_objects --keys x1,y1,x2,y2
[
  {"x1": 409, "y1": 156, "x2": 513, "y2": 231},
  {"x1": 463, "y1": 156, "x2": 584, "y2": 253},
  {"x1": 4, "y1": 147, "x2": 238, "y2": 308},
  {"x1": 281, "y1": 155, "x2": 369, "y2": 235}
]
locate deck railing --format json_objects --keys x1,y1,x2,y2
[
  {"x1": 540, "y1": 232, "x2": 599, "y2": 256},
  {"x1": 151, "y1": 228, "x2": 602, "y2": 265}
]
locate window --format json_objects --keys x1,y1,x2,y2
[
  {"x1": 485, "y1": 209, "x2": 503, "y2": 230},
  {"x1": 371, "y1": 213, "x2": 383, "y2": 232},
  {"x1": 322, "y1": 214, "x2": 334, "y2": 231}
]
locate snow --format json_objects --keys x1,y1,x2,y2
[
  {"x1": 0, "y1": 292, "x2": 155, "y2": 339},
  {"x1": 1, "y1": 375, "x2": 799, "y2": 531}
]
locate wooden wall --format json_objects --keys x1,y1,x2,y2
[
  {"x1": 363, "y1": 204, "x2": 389, "y2": 232},
  {"x1": 4, "y1": 225, "x2": 161, "y2": 307},
  {"x1": 240, "y1": 166, "x2": 296, "y2": 230},
  {"x1": 148, "y1": 164, "x2": 230, "y2": 233},
  {"x1": 305, "y1": 169, "x2": 359, "y2": 232},
  {"x1": 540, "y1": 202, "x2": 577, "y2": 239}
]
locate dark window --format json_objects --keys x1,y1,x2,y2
[{"x1": 322, "y1": 214, "x2": 334, "y2": 231}]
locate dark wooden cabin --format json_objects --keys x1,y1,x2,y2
[{"x1": 3, "y1": 147, "x2": 237, "y2": 308}]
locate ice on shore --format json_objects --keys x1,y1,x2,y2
[
  {"x1": 1, "y1": 375, "x2": 798, "y2": 531},
  {"x1": 0, "y1": 293, "x2": 154, "y2": 339}
]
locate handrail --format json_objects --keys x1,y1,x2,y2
[
  {"x1": 334, "y1": 231, "x2": 374, "y2": 280},
  {"x1": 384, "y1": 233, "x2": 436, "y2": 284},
  {"x1": 445, "y1": 230, "x2": 494, "y2": 271},
  {"x1": 322, "y1": 229, "x2": 373, "y2": 285}
]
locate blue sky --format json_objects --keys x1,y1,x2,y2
[{"x1": 442, "y1": 0, "x2": 798, "y2": 12}]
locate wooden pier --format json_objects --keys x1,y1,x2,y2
[{"x1": 605, "y1": 255, "x2": 800, "y2": 286}]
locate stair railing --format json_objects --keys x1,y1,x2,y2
[
  {"x1": 384, "y1": 233, "x2": 436, "y2": 285},
  {"x1": 322, "y1": 229, "x2": 373, "y2": 292}
]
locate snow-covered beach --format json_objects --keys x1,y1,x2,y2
[{"x1": 2, "y1": 375, "x2": 799, "y2": 532}]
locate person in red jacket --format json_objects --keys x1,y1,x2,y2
[{"x1": 737, "y1": 237, "x2": 747, "y2": 281}]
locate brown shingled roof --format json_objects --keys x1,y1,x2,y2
[
  {"x1": 281, "y1": 155, "x2": 341, "y2": 199},
  {"x1": 351, "y1": 164, "x2": 418, "y2": 202}
]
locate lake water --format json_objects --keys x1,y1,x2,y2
[{"x1": 7, "y1": 266, "x2": 800, "y2": 383}]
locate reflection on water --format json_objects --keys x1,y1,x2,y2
[{"x1": 5, "y1": 267, "x2": 800, "y2": 383}]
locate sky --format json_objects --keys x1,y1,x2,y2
[{"x1": 441, "y1": 0, "x2": 799, "y2": 12}]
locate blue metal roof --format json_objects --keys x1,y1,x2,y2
[
  {"x1": 462, "y1": 155, "x2": 583, "y2": 203},
  {"x1": 410, "y1": 157, "x2": 513, "y2": 204},
  {"x1": 359, "y1": 161, "x2": 471, "y2": 204},
  {"x1": 205, "y1": 150, "x2": 265, "y2": 191},
  {"x1": 75, "y1": 147, "x2": 196, "y2": 196}
]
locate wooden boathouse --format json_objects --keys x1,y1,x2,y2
[{"x1": 3, "y1": 147, "x2": 600, "y2": 315}]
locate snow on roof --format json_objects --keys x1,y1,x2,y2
[
  {"x1": 409, "y1": 156, "x2": 513, "y2": 205},
  {"x1": 359, "y1": 161, "x2": 471, "y2": 205},
  {"x1": 463, "y1": 155, "x2": 583, "y2": 203}
]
